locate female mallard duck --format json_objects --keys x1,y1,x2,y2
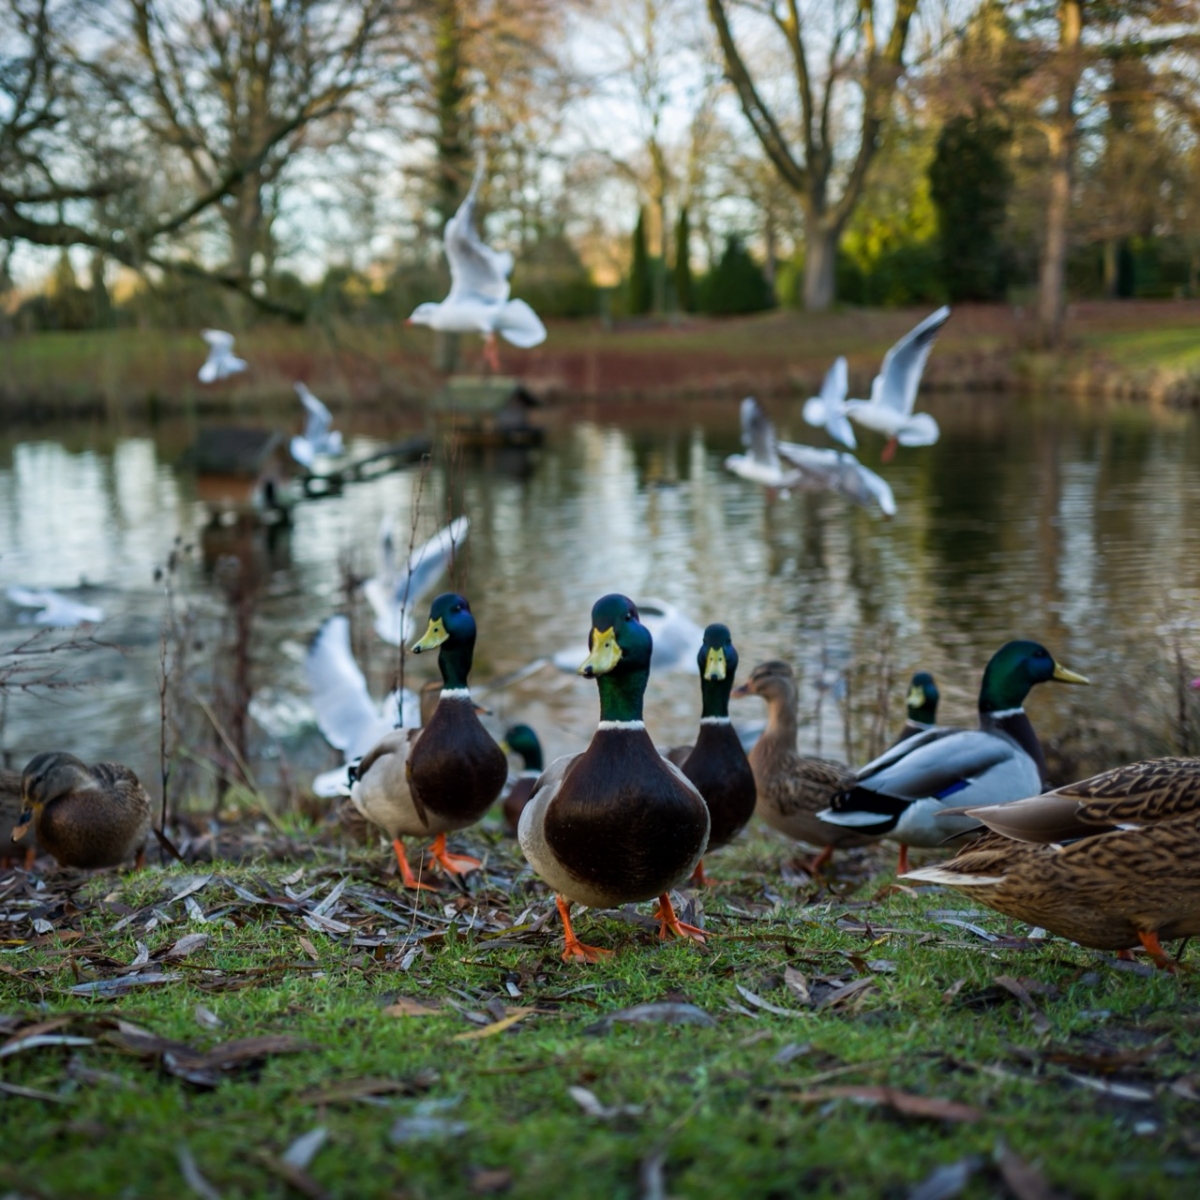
[
  {"x1": 351, "y1": 593, "x2": 507, "y2": 889},
  {"x1": 903, "y1": 758, "x2": 1200, "y2": 969},
  {"x1": 819, "y1": 640, "x2": 1089, "y2": 875},
  {"x1": 895, "y1": 671, "x2": 939, "y2": 744},
  {"x1": 1, "y1": 769, "x2": 37, "y2": 868},
  {"x1": 519, "y1": 594, "x2": 711, "y2": 962},
  {"x1": 733, "y1": 660, "x2": 864, "y2": 875},
  {"x1": 12, "y1": 753, "x2": 150, "y2": 869},
  {"x1": 676, "y1": 624, "x2": 756, "y2": 886},
  {"x1": 498, "y1": 724, "x2": 544, "y2": 835}
]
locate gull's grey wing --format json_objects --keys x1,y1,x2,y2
[
  {"x1": 306, "y1": 616, "x2": 389, "y2": 759},
  {"x1": 392, "y1": 516, "x2": 470, "y2": 607},
  {"x1": 870, "y1": 306, "x2": 951, "y2": 414},
  {"x1": 201, "y1": 329, "x2": 235, "y2": 352},
  {"x1": 295, "y1": 382, "x2": 332, "y2": 441},
  {"x1": 444, "y1": 164, "x2": 512, "y2": 306},
  {"x1": 740, "y1": 397, "x2": 779, "y2": 467}
]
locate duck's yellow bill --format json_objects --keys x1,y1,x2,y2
[
  {"x1": 11, "y1": 809, "x2": 32, "y2": 842},
  {"x1": 578, "y1": 627, "x2": 621, "y2": 677},
  {"x1": 704, "y1": 646, "x2": 727, "y2": 681},
  {"x1": 906, "y1": 683, "x2": 925, "y2": 708},
  {"x1": 1052, "y1": 663, "x2": 1089, "y2": 685},
  {"x1": 412, "y1": 617, "x2": 448, "y2": 653}
]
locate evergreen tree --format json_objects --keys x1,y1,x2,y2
[
  {"x1": 628, "y1": 207, "x2": 652, "y2": 316},
  {"x1": 928, "y1": 114, "x2": 1012, "y2": 301},
  {"x1": 674, "y1": 206, "x2": 694, "y2": 313},
  {"x1": 701, "y1": 236, "x2": 774, "y2": 315}
]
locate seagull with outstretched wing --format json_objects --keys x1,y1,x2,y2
[
  {"x1": 290, "y1": 382, "x2": 344, "y2": 469},
  {"x1": 723, "y1": 397, "x2": 802, "y2": 491},
  {"x1": 362, "y1": 516, "x2": 470, "y2": 646},
  {"x1": 7, "y1": 586, "x2": 104, "y2": 627},
  {"x1": 844, "y1": 306, "x2": 950, "y2": 461},
  {"x1": 802, "y1": 356, "x2": 856, "y2": 450},
  {"x1": 198, "y1": 329, "x2": 248, "y2": 384},
  {"x1": 406, "y1": 161, "x2": 546, "y2": 369}
]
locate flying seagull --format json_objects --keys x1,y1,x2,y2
[
  {"x1": 290, "y1": 382, "x2": 344, "y2": 469},
  {"x1": 362, "y1": 516, "x2": 470, "y2": 646},
  {"x1": 723, "y1": 397, "x2": 802, "y2": 491},
  {"x1": 6, "y1": 586, "x2": 104, "y2": 627},
  {"x1": 406, "y1": 161, "x2": 546, "y2": 370},
  {"x1": 843, "y1": 307, "x2": 950, "y2": 461},
  {"x1": 197, "y1": 329, "x2": 247, "y2": 384},
  {"x1": 802, "y1": 356, "x2": 856, "y2": 450}
]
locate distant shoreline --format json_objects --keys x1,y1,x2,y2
[{"x1": 1, "y1": 299, "x2": 1197, "y2": 421}]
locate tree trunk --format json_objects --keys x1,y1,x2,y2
[
  {"x1": 803, "y1": 225, "x2": 838, "y2": 312},
  {"x1": 1037, "y1": 0, "x2": 1083, "y2": 346}
]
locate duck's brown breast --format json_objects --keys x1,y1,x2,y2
[
  {"x1": 408, "y1": 697, "x2": 507, "y2": 825},
  {"x1": 544, "y1": 728, "x2": 709, "y2": 899},
  {"x1": 681, "y1": 723, "x2": 756, "y2": 850}
]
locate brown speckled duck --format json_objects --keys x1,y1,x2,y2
[
  {"x1": 519, "y1": 595, "x2": 710, "y2": 962},
  {"x1": 14, "y1": 752, "x2": 151, "y2": 869},
  {"x1": 350, "y1": 593, "x2": 506, "y2": 888},
  {"x1": 1, "y1": 768, "x2": 37, "y2": 868},
  {"x1": 903, "y1": 757, "x2": 1200, "y2": 969},
  {"x1": 734, "y1": 660, "x2": 863, "y2": 874},
  {"x1": 676, "y1": 624, "x2": 756, "y2": 886}
]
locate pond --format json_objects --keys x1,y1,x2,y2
[{"x1": 2, "y1": 391, "x2": 1199, "y2": 806}]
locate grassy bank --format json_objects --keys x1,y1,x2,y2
[
  {"x1": 1, "y1": 824, "x2": 1197, "y2": 1199},
  {"x1": 2, "y1": 300, "x2": 1199, "y2": 419}
]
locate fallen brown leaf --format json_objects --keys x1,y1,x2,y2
[
  {"x1": 469, "y1": 1166, "x2": 513, "y2": 1194},
  {"x1": 817, "y1": 977, "x2": 876, "y2": 1012},
  {"x1": 995, "y1": 1142, "x2": 1061, "y2": 1200},
  {"x1": 382, "y1": 997, "x2": 441, "y2": 1018},
  {"x1": 787, "y1": 1086, "x2": 984, "y2": 1123},
  {"x1": 994, "y1": 975, "x2": 1052, "y2": 1034},
  {"x1": 453, "y1": 1007, "x2": 534, "y2": 1041}
]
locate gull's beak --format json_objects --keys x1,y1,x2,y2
[
  {"x1": 11, "y1": 806, "x2": 34, "y2": 843},
  {"x1": 579, "y1": 627, "x2": 621, "y2": 677},
  {"x1": 703, "y1": 646, "x2": 727, "y2": 681},
  {"x1": 412, "y1": 617, "x2": 448, "y2": 654},
  {"x1": 1051, "y1": 662, "x2": 1089, "y2": 685},
  {"x1": 906, "y1": 684, "x2": 925, "y2": 708}
]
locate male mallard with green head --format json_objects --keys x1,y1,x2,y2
[
  {"x1": 498, "y1": 724, "x2": 544, "y2": 835},
  {"x1": 896, "y1": 671, "x2": 939, "y2": 744},
  {"x1": 351, "y1": 593, "x2": 507, "y2": 888},
  {"x1": 903, "y1": 757, "x2": 1200, "y2": 969},
  {"x1": 677, "y1": 624, "x2": 756, "y2": 885},
  {"x1": 14, "y1": 752, "x2": 150, "y2": 869},
  {"x1": 820, "y1": 640, "x2": 1089, "y2": 874},
  {"x1": 734, "y1": 660, "x2": 864, "y2": 876},
  {"x1": 519, "y1": 595, "x2": 711, "y2": 962}
]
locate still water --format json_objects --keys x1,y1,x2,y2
[{"x1": 2, "y1": 393, "x2": 1199, "y2": 801}]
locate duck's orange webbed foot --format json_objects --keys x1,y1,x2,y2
[
  {"x1": 393, "y1": 838, "x2": 436, "y2": 891},
  {"x1": 689, "y1": 860, "x2": 721, "y2": 888},
  {"x1": 429, "y1": 833, "x2": 481, "y2": 877},
  {"x1": 895, "y1": 844, "x2": 910, "y2": 877},
  {"x1": 1138, "y1": 930, "x2": 1185, "y2": 972},
  {"x1": 654, "y1": 893, "x2": 707, "y2": 944},
  {"x1": 803, "y1": 844, "x2": 834, "y2": 878},
  {"x1": 557, "y1": 896, "x2": 612, "y2": 964}
]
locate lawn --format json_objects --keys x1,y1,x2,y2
[
  {"x1": 1, "y1": 821, "x2": 1196, "y2": 1199},
  {"x1": 3, "y1": 300, "x2": 1199, "y2": 417}
]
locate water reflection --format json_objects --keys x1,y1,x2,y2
[{"x1": 1, "y1": 393, "x2": 1198, "y2": 802}]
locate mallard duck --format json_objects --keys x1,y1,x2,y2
[
  {"x1": 1, "y1": 768, "x2": 37, "y2": 868},
  {"x1": 902, "y1": 758, "x2": 1200, "y2": 969},
  {"x1": 733, "y1": 660, "x2": 863, "y2": 875},
  {"x1": 498, "y1": 724, "x2": 544, "y2": 835},
  {"x1": 351, "y1": 593, "x2": 506, "y2": 889},
  {"x1": 895, "y1": 671, "x2": 939, "y2": 744},
  {"x1": 819, "y1": 640, "x2": 1089, "y2": 874},
  {"x1": 676, "y1": 624, "x2": 757, "y2": 886},
  {"x1": 12, "y1": 753, "x2": 150, "y2": 869},
  {"x1": 519, "y1": 594, "x2": 711, "y2": 962}
]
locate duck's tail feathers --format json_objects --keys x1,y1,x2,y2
[{"x1": 900, "y1": 865, "x2": 1006, "y2": 887}]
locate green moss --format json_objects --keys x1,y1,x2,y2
[{"x1": 0, "y1": 830, "x2": 1195, "y2": 1198}]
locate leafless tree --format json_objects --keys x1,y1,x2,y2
[{"x1": 707, "y1": 0, "x2": 921, "y2": 311}]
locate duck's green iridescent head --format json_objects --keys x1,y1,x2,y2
[
  {"x1": 578, "y1": 593, "x2": 651, "y2": 723},
  {"x1": 412, "y1": 592, "x2": 477, "y2": 689},
  {"x1": 697, "y1": 622, "x2": 738, "y2": 718},
  {"x1": 501, "y1": 724, "x2": 543, "y2": 772},
  {"x1": 978, "y1": 640, "x2": 1088, "y2": 714},
  {"x1": 906, "y1": 671, "x2": 939, "y2": 725}
]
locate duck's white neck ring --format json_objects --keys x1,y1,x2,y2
[
  {"x1": 440, "y1": 688, "x2": 472, "y2": 701},
  {"x1": 700, "y1": 716, "x2": 732, "y2": 726},
  {"x1": 597, "y1": 720, "x2": 645, "y2": 732},
  {"x1": 987, "y1": 706, "x2": 1025, "y2": 720}
]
